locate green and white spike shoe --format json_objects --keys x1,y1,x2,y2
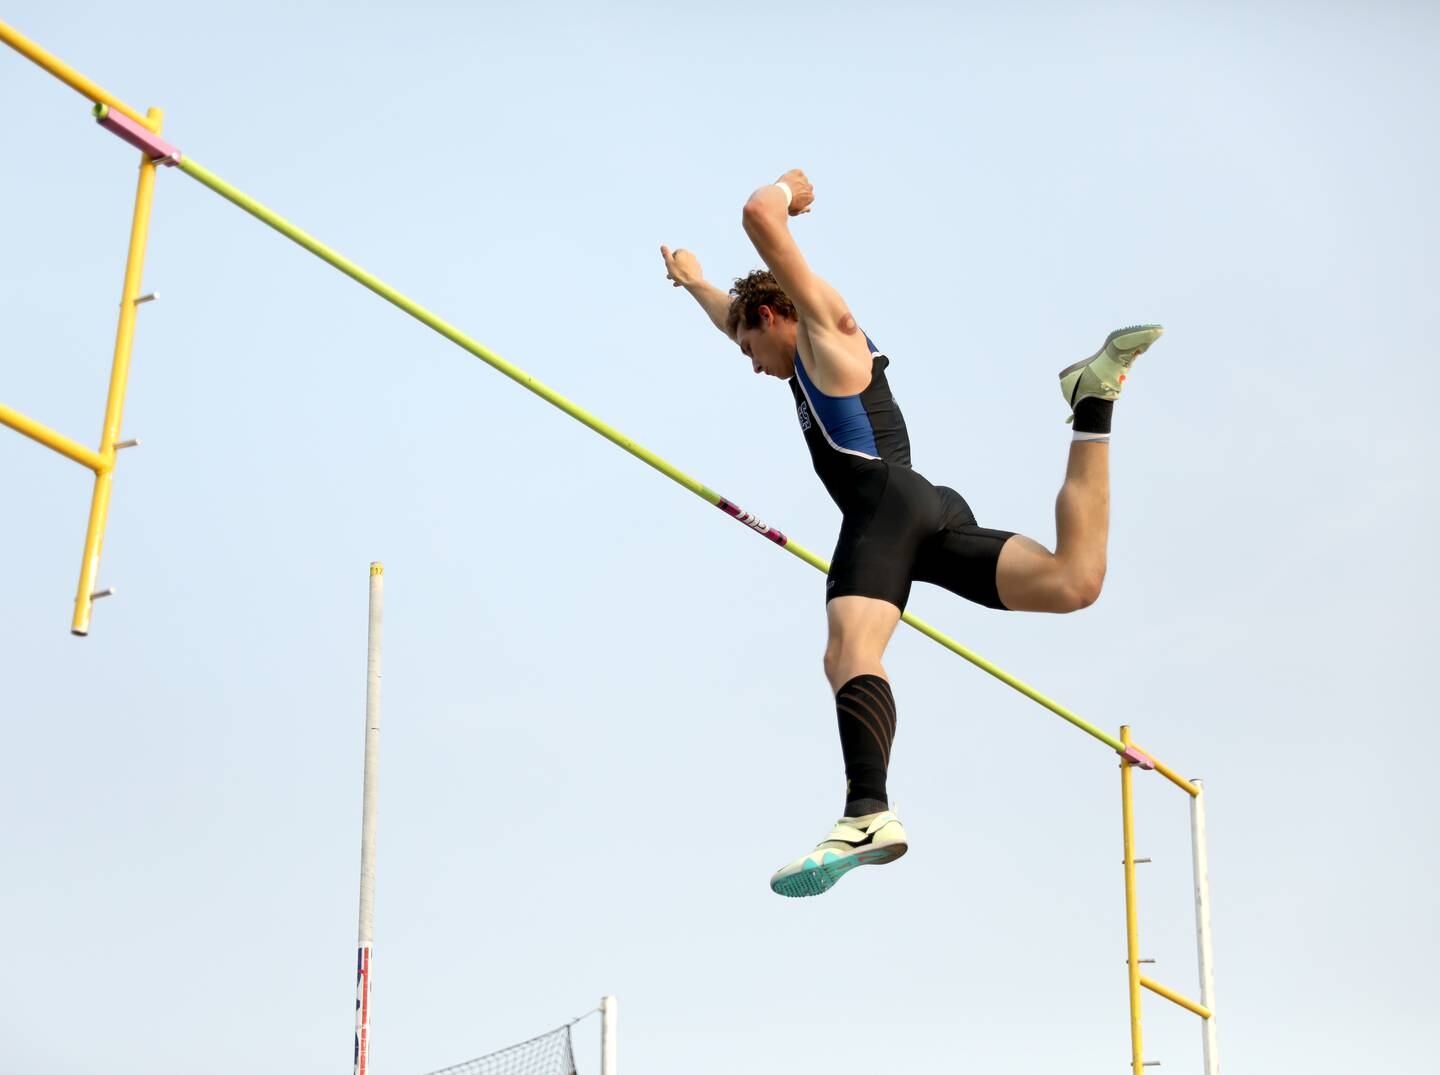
[
  {"x1": 1059, "y1": 325, "x2": 1164, "y2": 422},
  {"x1": 769, "y1": 810, "x2": 908, "y2": 898}
]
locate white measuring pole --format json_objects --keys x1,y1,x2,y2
[
  {"x1": 355, "y1": 562, "x2": 384, "y2": 1075},
  {"x1": 601, "y1": 995, "x2": 618, "y2": 1075},
  {"x1": 1190, "y1": 780, "x2": 1220, "y2": 1075}
]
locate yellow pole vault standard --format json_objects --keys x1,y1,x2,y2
[
  {"x1": 0, "y1": 14, "x2": 167, "y2": 636},
  {"x1": 71, "y1": 116, "x2": 164, "y2": 635},
  {"x1": 0, "y1": 20, "x2": 159, "y2": 132},
  {"x1": 174, "y1": 154, "x2": 1135, "y2": 757},
  {"x1": 1120, "y1": 725, "x2": 1145, "y2": 1075}
]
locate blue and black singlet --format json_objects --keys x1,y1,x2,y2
[
  {"x1": 788, "y1": 335, "x2": 911, "y2": 504},
  {"x1": 787, "y1": 337, "x2": 1015, "y2": 612}
]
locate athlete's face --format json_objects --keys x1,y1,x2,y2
[{"x1": 735, "y1": 306, "x2": 797, "y2": 380}]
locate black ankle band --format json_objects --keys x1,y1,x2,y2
[{"x1": 1073, "y1": 397, "x2": 1113, "y2": 435}]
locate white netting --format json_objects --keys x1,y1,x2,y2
[{"x1": 417, "y1": 1023, "x2": 578, "y2": 1075}]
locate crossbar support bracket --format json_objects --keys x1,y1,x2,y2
[
  {"x1": 1119, "y1": 745, "x2": 1157, "y2": 770},
  {"x1": 94, "y1": 104, "x2": 181, "y2": 164}
]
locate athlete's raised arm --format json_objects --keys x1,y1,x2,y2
[
  {"x1": 741, "y1": 169, "x2": 872, "y2": 391},
  {"x1": 661, "y1": 245, "x2": 736, "y2": 340}
]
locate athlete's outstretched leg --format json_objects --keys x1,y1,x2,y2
[{"x1": 995, "y1": 325, "x2": 1163, "y2": 613}]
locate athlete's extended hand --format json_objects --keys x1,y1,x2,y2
[
  {"x1": 776, "y1": 168, "x2": 814, "y2": 216},
  {"x1": 660, "y1": 245, "x2": 704, "y2": 289}
]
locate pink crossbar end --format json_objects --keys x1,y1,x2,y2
[
  {"x1": 1119, "y1": 745, "x2": 1156, "y2": 770},
  {"x1": 94, "y1": 106, "x2": 181, "y2": 165}
]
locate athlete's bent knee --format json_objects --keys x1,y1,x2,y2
[
  {"x1": 824, "y1": 638, "x2": 884, "y2": 691},
  {"x1": 1063, "y1": 570, "x2": 1105, "y2": 612}
]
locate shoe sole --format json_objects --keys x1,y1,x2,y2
[
  {"x1": 1059, "y1": 324, "x2": 1164, "y2": 380},
  {"x1": 769, "y1": 842, "x2": 908, "y2": 899}
]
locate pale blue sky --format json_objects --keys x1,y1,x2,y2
[{"x1": 2, "y1": 3, "x2": 1437, "y2": 1073}]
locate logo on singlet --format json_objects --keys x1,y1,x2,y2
[{"x1": 797, "y1": 400, "x2": 812, "y2": 432}]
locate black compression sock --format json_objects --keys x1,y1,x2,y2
[
  {"x1": 835, "y1": 674, "x2": 896, "y2": 816},
  {"x1": 1073, "y1": 397, "x2": 1114, "y2": 437}
]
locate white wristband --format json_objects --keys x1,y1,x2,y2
[{"x1": 773, "y1": 181, "x2": 793, "y2": 209}]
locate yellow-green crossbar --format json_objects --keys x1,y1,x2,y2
[
  {"x1": 0, "y1": 15, "x2": 1195, "y2": 767},
  {"x1": 176, "y1": 154, "x2": 1135, "y2": 755}
]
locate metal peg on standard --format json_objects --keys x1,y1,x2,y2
[
  {"x1": 116, "y1": 439, "x2": 140, "y2": 450},
  {"x1": 90, "y1": 587, "x2": 116, "y2": 600},
  {"x1": 134, "y1": 292, "x2": 158, "y2": 305}
]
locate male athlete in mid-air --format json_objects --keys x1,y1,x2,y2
[{"x1": 662, "y1": 169, "x2": 1161, "y2": 898}]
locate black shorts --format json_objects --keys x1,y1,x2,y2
[{"x1": 826, "y1": 462, "x2": 1014, "y2": 612}]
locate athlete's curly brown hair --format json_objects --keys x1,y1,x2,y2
[{"x1": 725, "y1": 269, "x2": 797, "y2": 337}]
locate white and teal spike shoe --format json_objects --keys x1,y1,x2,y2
[
  {"x1": 769, "y1": 810, "x2": 909, "y2": 898},
  {"x1": 1059, "y1": 324, "x2": 1164, "y2": 421}
]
